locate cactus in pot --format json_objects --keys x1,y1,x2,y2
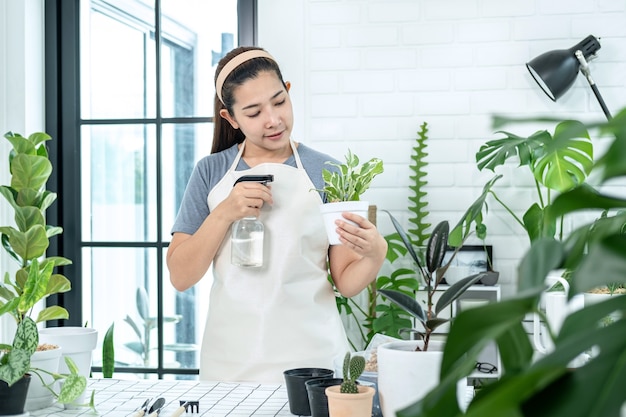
[{"x1": 340, "y1": 352, "x2": 365, "y2": 393}]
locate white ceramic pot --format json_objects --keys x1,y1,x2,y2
[
  {"x1": 39, "y1": 327, "x2": 98, "y2": 407},
  {"x1": 25, "y1": 347, "x2": 62, "y2": 411},
  {"x1": 377, "y1": 340, "x2": 467, "y2": 417},
  {"x1": 319, "y1": 201, "x2": 369, "y2": 245}
]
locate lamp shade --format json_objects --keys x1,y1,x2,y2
[{"x1": 526, "y1": 35, "x2": 601, "y2": 101}]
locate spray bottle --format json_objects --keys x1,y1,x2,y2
[{"x1": 231, "y1": 174, "x2": 274, "y2": 267}]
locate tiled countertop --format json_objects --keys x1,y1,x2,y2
[{"x1": 30, "y1": 379, "x2": 292, "y2": 417}]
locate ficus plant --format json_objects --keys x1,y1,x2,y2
[
  {"x1": 0, "y1": 131, "x2": 86, "y2": 404},
  {"x1": 378, "y1": 174, "x2": 500, "y2": 351}
]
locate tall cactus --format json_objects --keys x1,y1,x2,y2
[{"x1": 340, "y1": 352, "x2": 365, "y2": 394}]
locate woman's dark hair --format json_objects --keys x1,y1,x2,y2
[{"x1": 212, "y1": 46, "x2": 286, "y2": 153}]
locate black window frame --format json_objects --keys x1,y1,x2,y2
[{"x1": 44, "y1": 0, "x2": 257, "y2": 378}]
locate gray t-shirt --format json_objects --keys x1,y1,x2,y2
[{"x1": 171, "y1": 142, "x2": 339, "y2": 235}]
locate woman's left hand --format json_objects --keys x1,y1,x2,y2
[{"x1": 334, "y1": 212, "x2": 387, "y2": 262}]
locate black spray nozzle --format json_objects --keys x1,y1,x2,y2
[{"x1": 233, "y1": 174, "x2": 274, "y2": 186}]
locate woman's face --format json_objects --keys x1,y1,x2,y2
[{"x1": 220, "y1": 70, "x2": 294, "y2": 154}]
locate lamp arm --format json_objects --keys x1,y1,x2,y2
[{"x1": 575, "y1": 50, "x2": 612, "y2": 120}]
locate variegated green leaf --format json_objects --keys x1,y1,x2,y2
[
  {"x1": 36, "y1": 305, "x2": 69, "y2": 323},
  {"x1": 14, "y1": 317, "x2": 38, "y2": 355},
  {"x1": 0, "y1": 348, "x2": 30, "y2": 386}
]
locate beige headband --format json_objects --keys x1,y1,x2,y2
[{"x1": 215, "y1": 49, "x2": 276, "y2": 104}]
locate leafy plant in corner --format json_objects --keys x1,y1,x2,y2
[
  {"x1": 396, "y1": 109, "x2": 626, "y2": 417},
  {"x1": 340, "y1": 352, "x2": 366, "y2": 394},
  {"x1": 378, "y1": 175, "x2": 500, "y2": 351},
  {"x1": 0, "y1": 131, "x2": 87, "y2": 404}
]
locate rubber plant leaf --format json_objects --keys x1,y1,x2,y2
[
  {"x1": 426, "y1": 221, "x2": 449, "y2": 274},
  {"x1": 378, "y1": 289, "x2": 426, "y2": 326}
]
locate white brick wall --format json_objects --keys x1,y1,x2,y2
[{"x1": 259, "y1": 0, "x2": 626, "y2": 298}]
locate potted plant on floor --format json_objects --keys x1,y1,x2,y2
[
  {"x1": 325, "y1": 352, "x2": 375, "y2": 417},
  {"x1": 0, "y1": 131, "x2": 87, "y2": 414},
  {"x1": 393, "y1": 108, "x2": 626, "y2": 417},
  {"x1": 314, "y1": 149, "x2": 384, "y2": 245}
]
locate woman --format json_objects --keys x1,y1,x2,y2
[{"x1": 167, "y1": 46, "x2": 387, "y2": 383}]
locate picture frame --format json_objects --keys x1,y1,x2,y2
[{"x1": 443, "y1": 245, "x2": 493, "y2": 275}]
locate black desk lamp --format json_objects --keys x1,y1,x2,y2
[{"x1": 526, "y1": 35, "x2": 612, "y2": 120}]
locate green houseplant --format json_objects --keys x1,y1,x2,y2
[
  {"x1": 316, "y1": 149, "x2": 384, "y2": 203},
  {"x1": 476, "y1": 119, "x2": 594, "y2": 242},
  {"x1": 325, "y1": 352, "x2": 375, "y2": 417},
  {"x1": 335, "y1": 123, "x2": 430, "y2": 350},
  {"x1": 0, "y1": 132, "x2": 87, "y2": 411},
  {"x1": 394, "y1": 109, "x2": 626, "y2": 417},
  {"x1": 316, "y1": 149, "x2": 384, "y2": 246}
]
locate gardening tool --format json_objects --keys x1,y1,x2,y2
[
  {"x1": 147, "y1": 397, "x2": 166, "y2": 417},
  {"x1": 131, "y1": 398, "x2": 153, "y2": 417}
]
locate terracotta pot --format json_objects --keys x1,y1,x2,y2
[
  {"x1": 0, "y1": 374, "x2": 31, "y2": 416},
  {"x1": 319, "y1": 201, "x2": 369, "y2": 245},
  {"x1": 325, "y1": 385, "x2": 375, "y2": 417}
]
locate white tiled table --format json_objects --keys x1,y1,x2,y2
[{"x1": 30, "y1": 379, "x2": 293, "y2": 417}]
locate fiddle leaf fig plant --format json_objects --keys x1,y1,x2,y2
[
  {"x1": 0, "y1": 131, "x2": 86, "y2": 404},
  {"x1": 316, "y1": 149, "x2": 384, "y2": 202}
]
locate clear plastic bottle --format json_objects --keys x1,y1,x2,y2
[
  {"x1": 230, "y1": 174, "x2": 274, "y2": 267},
  {"x1": 231, "y1": 216, "x2": 264, "y2": 267}
]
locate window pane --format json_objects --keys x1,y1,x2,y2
[
  {"x1": 162, "y1": 248, "x2": 209, "y2": 372},
  {"x1": 83, "y1": 247, "x2": 158, "y2": 369},
  {"x1": 160, "y1": 0, "x2": 238, "y2": 118},
  {"x1": 81, "y1": 0, "x2": 156, "y2": 119},
  {"x1": 161, "y1": 122, "x2": 213, "y2": 241},
  {"x1": 81, "y1": 124, "x2": 157, "y2": 242}
]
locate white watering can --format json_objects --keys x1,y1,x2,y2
[{"x1": 533, "y1": 271, "x2": 585, "y2": 355}]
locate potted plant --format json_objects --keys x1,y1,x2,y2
[
  {"x1": 325, "y1": 352, "x2": 375, "y2": 417},
  {"x1": 372, "y1": 173, "x2": 501, "y2": 417},
  {"x1": 337, "y1": 123, "x2": 431, "y2": 350},
  {"x1": 392, "y1": 109, "x2": 626, "y2": 417},
  {"x1": 0, "y1": 131, "x2": 87, "y2": 413},
  {"x1": 314, "y1": 149, "x2": 384, "y2": 245}
]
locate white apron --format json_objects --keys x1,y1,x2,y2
[{"x1": 201, "y1": 140, "x2": 349, "y2": 383}]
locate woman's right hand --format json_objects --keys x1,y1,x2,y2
[{"x1": 218, "y1": 181, "x2": 273, "y2": 222}]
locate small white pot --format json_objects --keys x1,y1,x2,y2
[
  {"x1": 39, "y1": 327, "x2": 98, "y2": 407},
  {"x1": 377, "y1": 340, "x2": 467, "y2": 417},
  {"x1": 25, "y1": 347, "x2": 62, "y2": 411},
  {"x1": 319, "y1": 201, "x2": 369, "y2": 245}
]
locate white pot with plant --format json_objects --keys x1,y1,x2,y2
[
  {"x1": 325, "y1": 352, "x2": 376, "y2": 417},
  {"x1": 0, "y1": 132, "x2": 89, "y2": 414},
  {"x1": 314, "y1": 150, "x2": 384, "y2": 245},
  {"x1": 376, "y1": 214, "x2": 490, "y2": 417}
]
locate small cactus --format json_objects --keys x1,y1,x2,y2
[{"x1": 340, "y1": 352, "x2": 365, "y2": 394}]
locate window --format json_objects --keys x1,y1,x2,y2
[{"x1": 44, "y1": 0, "x2": 256, "y2": 378}]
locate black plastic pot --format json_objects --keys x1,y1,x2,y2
[
  {"x1": 0, "y1": 374, "x2": 31, "y2": 416},
  {"x1": 305, "y1": 377, "x2": 343, "y2": 417},
  {"x1": 284, "y1": 368, "x2": 334, "y2": 416}
]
